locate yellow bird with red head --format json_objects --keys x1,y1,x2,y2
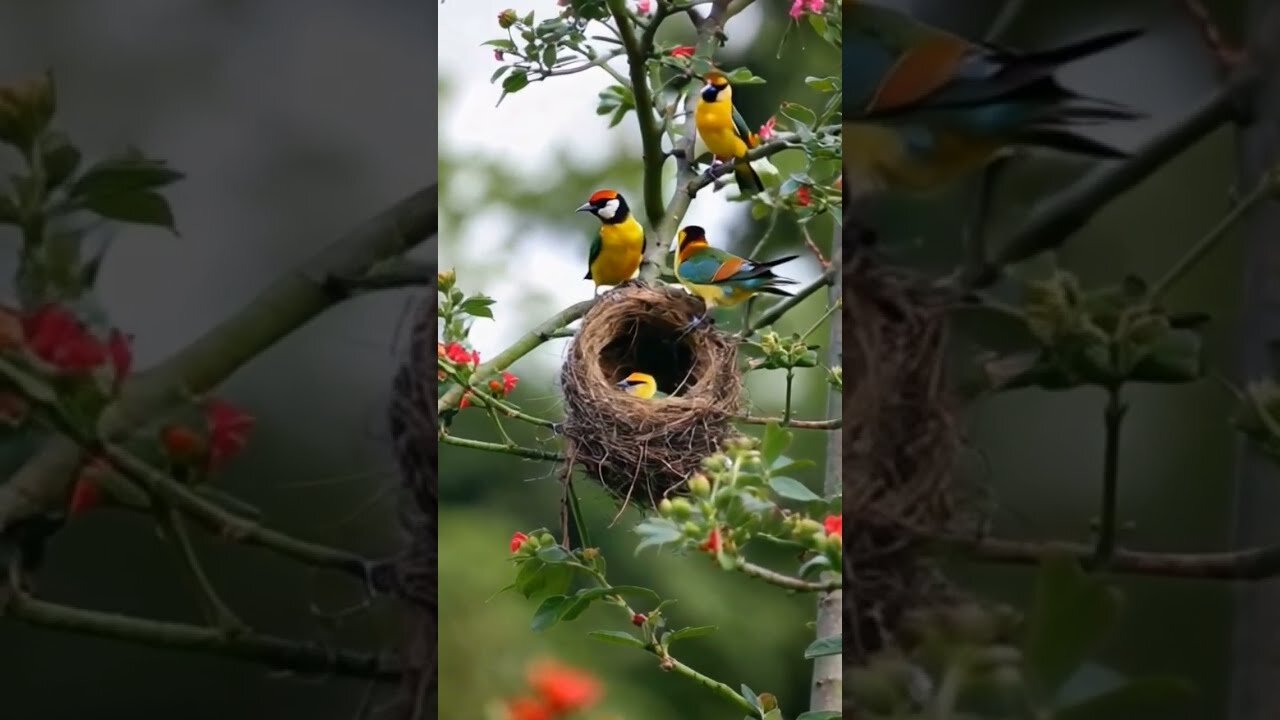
[{"x1": 575, "y1": 189, "x2": 646, "y2": 295}]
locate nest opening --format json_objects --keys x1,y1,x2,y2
[{"x1": 561, "y1": 283, "x2": 742, "y2": 506}]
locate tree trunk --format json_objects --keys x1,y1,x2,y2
[{"x1": 1229, "y1": 3, "x2": 1280, "y2": 719}]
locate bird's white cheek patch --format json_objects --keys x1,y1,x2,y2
[{"x1": 597, "y1": 199, "x2": 620, "y2": 220}]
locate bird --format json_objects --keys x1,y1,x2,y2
[
  {"x1": 695, "y1": 71, "x2": 766, "y2": 196},
  {"x1": 576, "y1": 189, "x2": 646, "y2": 295},
  {"x1": 842, "y1": 0, "x2": 1144, "y2": 192},
  {"x1": 673, "y1": 225, "x2": 797, "y2": 334},
  {"x1": 616, "y1": 372, "x2": 663, "y2": 399}
]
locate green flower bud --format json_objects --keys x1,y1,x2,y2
[
  {"x1": 657, "y1": 498, "x2": 674, "y2": 516},
  {"x1": 497, "y1": 9, "x2": 518, "y2": 28},
  {"x1": 688, "y1": 473, "x2": 711, "y2": 497}
]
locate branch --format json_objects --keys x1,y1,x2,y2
[
  {"x1": 329, "y1": 257, "x2": 436, "y2": 295},
  {"x1": 4, "y1": 587, "x2": 399, "y2": 681},
  {"x1": 1181, "y1": 0, "x2": 1245, "y2": 71},
  {"x1": 740, "y1": 560, "x2": 839, "y2": 592},
  {"x1": 735, "y1": 415, "x2": 840, "y2": 430},
  {"x1": 606, "y1": 0, "x2": 666, "y2": 228},
  {"x1": 686, "y1": 126, "x2": 840, "y2": 197},
  {"x1": 739, "y1": 262, "x2": 839, "y2": 336},
  {"x1": 952, "y1": 77, "x2": 1248, "y2": 289},
  {"x1": 0, "y1": 184, "x2": 438, "y2": 534},
  {"x1": 941, "y1": 534, "x2": 1280, "y2": 581},
  {"x1": 438, "y1": 299, "x2": 594, "y2": 413},
  {"x1": 1091, "y1": 386, "x2": 1127, "y2": 568},
  {"x1": 439, "y1": 432, "x2": 566, "y2": 463}
]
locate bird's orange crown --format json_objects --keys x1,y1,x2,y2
[
  {"x1": 704, "y1": 71, "x2": 729, "y2": 87},
  {"x1": 677, "y1": 226, "x2": 708, "y2": 258},
  {"x1": 588, "y1": 189, "x2": 620, "y2": 204}
]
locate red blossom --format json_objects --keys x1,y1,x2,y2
[
  {"x1": 206, "y1": 399, "x2": 254, "y2": 468},
  {"x1": 758, "y1": 116, "x2": 778, "y2": 141},
  {"x1": 669, "y1": 46, "x2": 696, "y2": 58},
  {"x1": 636, "y1": 0, "x2": 652, "y2": 14},
  {"x1": 23, "y1": 305, "x2": 108, "y2": 373},
  {"x1": 505, "y1": 697, "x2": 552, "y2": 720},
  {"x1": 699, "y1": 527, "x2": 722, "y2": 554},
  {"x1": 0, "y1": 391, "x2": 28, "y2": 426},
  {"x1": 443, "y1": 342, "x2": 480, "y2": 368},
  {"x1": 823, "y1": 514, "x2": 842, "y2": 537},
  {"x1": 631, "y1": 612, "x2": 646, "y2": 626},
  {"x1": 528, "y1": 660, "x2": 603, "y2": 713},
  {"x1": 510, "y1": 531, "x2": 530, "y2": 553},
  {"x1": 459, "y1": 391, "x2": 474, "y2": 410},
  {"x1": 0, "y1": 305, "x2": 21, "y2": 351},
  {"x1": 68, "y1": 458, "x2": 108, "y2": 515},
  {"x1": 495, "y1": 50, "x2": 505, "y2": 61},
  {"x1": 161, "y1": 424, "x2": 207, "y2": 463},
  {"x1": 501, "y1": 371, "x2": 519, "y2": 395},
  {"x1": 789, "y1": 0, "x2": 825, "y2": 18},
  {"x1": 794, "y1": 185, "x2": 812, "y2": 207}
]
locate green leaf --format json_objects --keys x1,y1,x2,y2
[
  {"x1": 1055, "y1": 677, "x2": 1194, "y2": 720},
  {"x1": 70, "y1": 155, "x2": 183, "y2": 199},
  {"x1": 40, "y1": 131, "x2": 81, "y2": 190},
  {"x1": 804, "y1": 76, "x2": 839, "y2": 93},
  {"x1": 82, "y1": 190, "x2": 177, "y2": 233},
  {"x1": 502, "y1": 71, "x2": 530, "y2": 94},
  {"x1": 797, "y1": 554, "x2": 832, "y2": 578},
  {"x1": 459, "y1": 295, "x2": 495, "y2": 319},
  {"x1": 572, "y1": 584, "x2": 661, "y2": 604},
  {"x1": 482, "y1": 39, "x2": 518, "y2": 51},
  {"x1": 665, "y1": 625, "x2": 716, "y2": 645},
  {"x1": 761, "y1": 710, "x2": 784, "y2": 720},
  {"x1": 530, "y1": 595, "x2": 568, "y2": 631},
  {"x1": 587, "y1": 630, "x2": 646, "y2": 649},
  {"x1": 558, "y1": 595, "x2": 592, "y2": 622},
  {"x1": 536, "y1": 544, "x2": 572, "y2": 564},
  {"x1": 725, "y1": 67, "x2": 767, "y2": 85},
  {"x1": 769, "y1": 476, "x2": 821, "y2": 502},
  {"x1": 796, "y1": 712, "x2": 841, "y2": 720},
  {"x1": 514, "y1": 558, "x2": 572, "y2": 600},
  {"x1": 740, "y1": 684, "x2": 761, "y2": 709},
  {"x1": 804, "y1": 634, "x2": 841, "y2": 658},
  {"x1": 634, "y1": 518, "x2": 683, "y2": 554},
  {"x1": 760, "y1": 421, "x2": 791, "y2": 465},
  {"x1": 1127, "y1": 328, "x2": 1203, "y2": 384},
  {"x1": 1023, "y1": 553, "x2": 1123, "y2": 698},
  {"x1": 771, "y1": 456, "x2": 815, "y2": 476}
]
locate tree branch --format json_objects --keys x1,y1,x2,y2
[
  {"x1": 0, "y1": 184, "x2": 438, "y2": 535},
  {"x1": 329, "y1": 257, "x2": 437, "y2": 296},
  {"x1": 740, "y1": 560, "x2": 838, "y2": 592},
  {"x1": 952, "y1": 76, "x2": 1249, "y2": 290},
  {"x1": 438, "y1": 299, "x2": 594, "y2": 413},
  {"x1": 4, "y1": 585, "x2": 399, "y2": 681},
  {"x1": 735, "y1": 415, "x2": 840, "y2": 430},
  {"x1": 606, "y1": 0, "x2": 666, "y2": 228},
  {"x1": 739, "y1": 263, "x2": 839, "y2": 337},
  {"x1": 1091, "y1": 385, "x2": 1127, "y2": 568},
  {"x1": 439, "y1": 433, "x2": 566, "y2": 463}
]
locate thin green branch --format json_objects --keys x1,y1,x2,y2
[
  {"x1": 439, "y1": 432, "x2": 566, "y2": 463},
  {"x1": 4, "y1": 585, "x2": 399, "y2": 681},
  {"x1": 782, "y1": 369, "x2": 795, "y2": 425},
  {"x1": 606, "y1": 0, "x2": 666, "y2": 228},
  {"x1": 734, "y1": 415, "x2": 840, "y2": 430},
  {"x1": 798, "y1": 299, "x2": 840, "y2": 342},
  {"x1": 440, "y1": 363, "x2": 558, "y2": 429},
  {"x1": 438, "y1": 299, "x2": 594, "y2": 413},
  {"x1": 739, "y1": 560, "x2": 838, "y2": 592},
  {"x1": 1149, "y1": 175, "x2": 1273, "y2": 300},
  {"x1": 158, "y1": 507, "x2": 248, "y2": 633},
  {"x1": 1091, "y1": 385, "x2": 1127, "y2": 568},
  {"x1": 739, "y1": 263, "x2": 839, "y2": 337}
]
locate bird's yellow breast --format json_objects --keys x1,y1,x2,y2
[
  {"x1": 696, "y1": 99, "x2": 748, "y2": 160},
  {"x1": 591, "y1": 217, "x2": 645, "y2": 286},
  {"x1": 842, "y1": 122, "x2": 1001, "y2": 192}
]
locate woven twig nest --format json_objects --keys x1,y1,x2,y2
[
  {"x1": 560, "y1": 282, "x2": 742, "y2": 506},
  {"x1": 842, "y1": 248, "x2": 963, "y2": 661}
]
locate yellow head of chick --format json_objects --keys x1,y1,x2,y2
[{"x1": 615, "y1": 371, "x2": 658, "y2": 399}]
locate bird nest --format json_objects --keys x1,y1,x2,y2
[
  {"x1": 560, "y1": 282, "x2": 742, "y2": 506},
  {"x1": 842, "y1": 246, "x2": 965, "y2": 662}
]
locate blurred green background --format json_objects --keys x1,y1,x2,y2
[{"x1": 438, "y1": 0, "x2": 838, "y2": 717}]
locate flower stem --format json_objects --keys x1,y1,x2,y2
[
  {"x1": 439, "y1": 432, "x2": 565, "y2": 462},
  {"x1": 1091, "y1": 384, "x2": 1127, "y2": 568}
]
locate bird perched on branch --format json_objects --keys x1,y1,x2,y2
[
  {"x1": 695, "y1": 71, "x2": 766, "y2": 196},
  {"x1": 842, "y1": 0, "x2": 1144, "y2": 192},
  {"x1": 576, "y1": 189, "x2": 646, "y2": 295},
  {"x1": 616, "y1": 372, "x2": 663, "y2": 399},
  {"x1": 673, "y1": 225, "x2": 796, "y2": 334}
]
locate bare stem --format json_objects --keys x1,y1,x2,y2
[
  {"x1": 1090, "y1": 385, "x2": 1127, "y2": 569},
  {"x1": 740, "y1": 560, "x2": 839, "y2": 592},
  {"x1": 439, "y1": 432, "x2": 565, "y2": 462}
]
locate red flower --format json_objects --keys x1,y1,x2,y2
[
  {"x1": 106, "y1": 329, "x2": 133, "y2": 390},
  {"x1": 823, "y1": 514, "x2": 842, "y2": 537},
  {"x1": 206, "y1": 399, "x2": 254, "y2": 468},
  {"x1": 794, "y1": 185, "x2": 812, "y2": 207},
  {"x1": 161, "y1": 424, "x2": 207, "y2": 463},
  {"x1": 495, "y1": 50, "x2": 505, "y2": 61},
  {"x1": 528, "y1": 660, "x2": 603, "y2": 713},
  {"x1": 23, "y1": 305, "x2": 108, "y2": 373},
  {"x1": 459, "y1": 391, "x2": 474, "y2": 410},
  {"x1": 443, "y1": 342, "x2": 480, "y2": 368},
  {"x1": 669, "y1": 46, "x2": 696, "y2": 58},
  {"x1": 0, "y1": 391, "x2": 28, "y2": 426},
  {"x1": 699, "y1": 527, "x2": 722, "y2": 554},
  {"x1": 789, "y1": 0, "x2": 824, "y2": 18},
  {"x1": 631, "y1": 613, "x2": 646, "y2": 626},
  {"x1": 505, "y1": 697, "x2": 552, "y2": 720},
  {"x1": 758, "y1": 116, "x2": 777, "y2": 142},
  {"x1": 510, "y1": 531, "x2": 530, "y2": 553},
  {"x1": 68, "y1": 458, "x2": 108, "y2": 515},
  {"x1": 636, "y1": 0, "x2": 652, "y2": 14}
]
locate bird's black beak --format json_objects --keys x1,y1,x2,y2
[
  {"x1": 614, "y1": 378, "x2": 631, "y2": 389},
  {"x1": 576, "y1": 203, "x2": 594, "y2": 213}
]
